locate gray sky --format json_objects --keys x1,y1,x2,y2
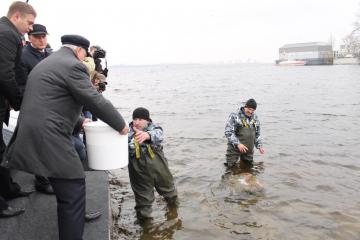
[{"x1": 1, "y1": 0, "x2": 359, "y2": 65}]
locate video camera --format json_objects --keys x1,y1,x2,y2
[
  {"x1": 93, "y1": 48, "x2": 106, "y2": 59},
  {"x1": 92, "y1": 46, "x2": 108, "y2": 77},
  {"x1": 98, "y1": 81, "x2": 107, "y2": 92}
]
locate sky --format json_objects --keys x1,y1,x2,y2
[{"x1": 1, "y1": 0, "x2": 359, "y2": 65}]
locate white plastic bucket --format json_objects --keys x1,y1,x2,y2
[{"x1": 84, "y1": 121, "x2": 128, "y2": 170}]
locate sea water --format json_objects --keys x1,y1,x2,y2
[{"x1": 105, "y1": 63, "x2": 360, "y2": 240}]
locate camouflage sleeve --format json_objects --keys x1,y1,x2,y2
[
  {"x1": 147, "y1": 124, "x2": 164, "y2": 146},
  {"x1": 255, "y1": 117, "x2": 263, "y2": 148},
  {"x1": 128, "y1": 124, "x2": 135, "y2": 143},
  {"x1": 224, "y1": 112, "x2": 241, "y2": 146}
]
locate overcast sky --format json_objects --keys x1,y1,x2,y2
[{"x1": 1, "y1": 0, "x2": 359, "y2": 65}]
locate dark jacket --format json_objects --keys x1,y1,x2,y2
[
  {"x1": 0, "y1": 16, "x2": 23, "y2": 125},
  {"x1": 18, "y1": 44, "x2": 84, "y2": 136},
  {"x1": 4, "y1": 47, "x2": 126, "y2": 179},
  {"x1": 17, "y1": 44, "x2": 52, "y2": 92}
]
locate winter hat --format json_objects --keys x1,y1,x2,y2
[
  {"x1": 245, "y1": 98, "x2": 257, "y2": 110},
  {"x1": 28, "y1": 23, "x2": 48, "y2": 35},
  {"x1": 132, "y1": 107, "x2": 152, "y2": 122},
  {"x1": 61, "y1": 34, "x2": 90, "y2": 56}
]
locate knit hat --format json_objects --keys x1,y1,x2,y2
[
  {"x1": 245, "y1": 98, "x2": 257, "y2": 110},
  {"x1": 132, "y1": 107, "x2": 152, "y2": 122}
]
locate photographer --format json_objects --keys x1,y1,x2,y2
[
  {"x1": 91, "y1": 72, "x2": 107, "y2": 93},
  {"x1": 82, "y1": 46, "x2": 109, "y2": 122}
]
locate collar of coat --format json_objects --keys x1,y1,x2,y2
[{"x1": 25, "y1": 43, "x2": 51, "y2": 58}]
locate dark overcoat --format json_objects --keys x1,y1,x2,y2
[
  {"x1": 17, "y1": 44, "x2": 52, "y2": 93},
  {"x1": 0, "y1": 16, "x2": 23, "y2": 125},
  {"x1": 3, "y1": 47, "x2": 126, "y2": 179}
]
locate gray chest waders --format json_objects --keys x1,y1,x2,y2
[{"x1": 226, "y1": 119, "x2": 256, "y2": 166}]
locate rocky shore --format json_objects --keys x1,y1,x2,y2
[{"x1": 109, "y1": 176, "x2": 129, "y2": 240}]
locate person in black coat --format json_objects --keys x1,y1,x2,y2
[
  {"x1": 0, "y1": 1, "x2": 37, "y2": 218},
  {"x1": 17, "y1": 23, "x2": 52, "y2": 94}
]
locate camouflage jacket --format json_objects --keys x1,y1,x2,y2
[
  {"x1": 128, "y1": 121, "x2": 164, "y2": 155},
  {"x1": 224, "y1": 107, "x2": 263, "y2": 148}
]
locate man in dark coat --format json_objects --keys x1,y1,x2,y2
[
  {"x1": 17, "y1": 23, "x2": 52, "y2": 94},
  {"x1": 0, "y1": 1, "x2": 36, "y2": 218},
  {"x1": 18, "y1": 24, "x2": 102, "y2": 221},
  {"x1": 3, "y1": 34, "x2": 129, "y2": 240},
  {"x1": 20, "y1": 24, "x2": 104, "y2": 221}
]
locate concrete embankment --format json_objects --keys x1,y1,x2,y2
[{"x1": 1, "y1": 129, "x2": 110, "y2": 240}]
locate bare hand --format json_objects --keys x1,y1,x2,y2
[
  {"x1": 259, "y1": 147, "x2": 265, "y2": 154},
  {"x1": 119, "y1": 125, "x2": 129, "y2": 135},
  {"x1": 82, "y1": 118, "x2": 92, "y2": 128},
  {"x1": 237, "y1": 144, "x2": 248, "y2": 153},
  {"x1": 133, "y1": 126, "x2": 150, "y2": 144}
]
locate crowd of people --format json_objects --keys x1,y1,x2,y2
[
  {"x1": 0, "y1": 2, "x2": 128, "y2": 239},
  {"x1": 0, "y1": 1, "x2": 265, "y2": 240}
]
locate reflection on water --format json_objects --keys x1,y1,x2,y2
[{"x1": 107, "y1": 64, "x2": 360, "y2": 239}]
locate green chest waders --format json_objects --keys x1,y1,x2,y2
[{"x1": 128, "y1": 143, "x2": 177, "y2": 220}]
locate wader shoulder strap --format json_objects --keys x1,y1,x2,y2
[
  {"x1": 241, "y1": 119, "x2": 249, "y2": 128},
  {"x1": 241, "y1": 118, "x2": 257, "y2": 129},
  {"x1": 134, "y1": 140, "x2": 155, "y2": 160},
  {"x1": 135, "y1": 141, "x2": 141, "y2": 159},
  {"x1": 146, "y1": 145, "x2": 155, "y2": 159}
]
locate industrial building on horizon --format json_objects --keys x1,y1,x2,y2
[{"x1": 276, "y1": 42, "x2": 333, "y2": 65}]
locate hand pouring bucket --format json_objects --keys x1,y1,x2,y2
[{"x1": 84, "y1": 121, "x2": 128, "y2": 170}]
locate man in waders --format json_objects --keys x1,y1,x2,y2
[
  {"x1": 128, "y1": 107, "x2": 178, "y2": 222},
  {"x1": 224, "y1": 99, "x2": 265, "y2": 169}
]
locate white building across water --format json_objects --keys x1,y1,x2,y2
[{"x1": 277, "y1": 42, "x2": 333, "y2": 65}]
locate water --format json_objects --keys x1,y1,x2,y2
[{"x1": 105, "y1": 64, "x2": 360, "y2": 240}]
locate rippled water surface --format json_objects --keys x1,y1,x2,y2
[{"x1": 105, "y1": 64, "x2": 360, "y2": 240}]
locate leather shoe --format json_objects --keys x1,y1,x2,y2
[
  {"x1": 35, "y1": 182, "x2": 54, "y2": 194},
  {"x1": 85, "y1": 211, "x2": 101, "y2": 222},
  {"x1": 0, "y1": 206, "x2": 25, "y2": 218},
  {"x1": 6, "y1": 189, "x2": 35, "y2": 199}
]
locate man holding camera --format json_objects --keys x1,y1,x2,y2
[
  {"x1": 82, "y1": 46, "x2": 109, "y2": 121},
  {"x1": 90, "y1": 45, "x2": 108, "y2": 77},
  {"x1": 92, "y1": 72, "x2": 107, "y2": 93}
]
